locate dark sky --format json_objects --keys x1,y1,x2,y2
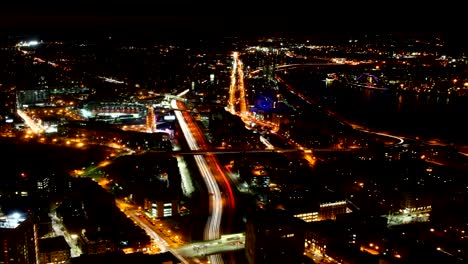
[{"x1": 0, "y1": 1, "x2": 464, "y2": 44}]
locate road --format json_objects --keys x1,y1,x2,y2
[
  {"x1": 49, "y1": 206, "x2": 83, "y2": 257},
  {"x1": 118, "y1": 201, "x2": 245, "y2": 263},
  {"x1": 117, "y1": 203, "x2": 191, "y2": 263},
  {"x1": 172, "y1": 99, "x2": 235, "y2": 264}
]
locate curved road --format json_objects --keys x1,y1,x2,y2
[{"x1": 172, "y1": 99, "x2": 237, "y2": 264}]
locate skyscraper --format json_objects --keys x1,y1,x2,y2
[
  {"x1": 0, "y1": 212, "x2": 38, "y2": 264},
  {"x1": 146, "y1": 106, "x2": 157, "y2": 133}
]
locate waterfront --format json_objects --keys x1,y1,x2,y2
[{"x1": 278, "y1": 67, "x2": 468, "y2": 148}]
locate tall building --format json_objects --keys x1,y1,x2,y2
[
  {"x1": 245, "y1": 208, "x2": 306, "y2": 264},
  {"x1": 0, "y1": 212, "x2": 38, "y2": 264},
  {"x1": 146, "y1": 106, "x2": 156, "y2": 133}
]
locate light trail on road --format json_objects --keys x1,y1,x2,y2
[
  {"x1": 171, "y1": 99, "x2": 225, "y2": 264},
  {"x1": 359, "y1": 129, "x2": 405, "y2": 144}
]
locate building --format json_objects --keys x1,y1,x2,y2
[
  {"x1": 143, "y1": 198, "x2": 179, "y2": 219},
  {"x1": 38, "y1": 236, "x2": 71, "y2": 264},
  {"x1": 245, "y1": 208, "x2": 306, "y2": 264},
  {"x1": 145, "y1": 106, "x2": 157, "y2": 132},
  {"x1": 0, "y1": 212, "x2": 38, "y2": 264},
  {"x1": 289, "y1": 192, "x2": 350, "y2": 223},
  {"x1": 77, "y1": 231, "x2": 119, "y2": 256},
  {"x1": 17, "y1": 89, "x2": 50, "y2": 107},
  {"x1": 250, "y1": 165, "x2": 270, "y2": 188},
  {"x1": 319, "y1": 200, "x2": 349, "y2": 221},
  {"x1": 305, "y1": 219, "x2": 381, "y2": 264}
]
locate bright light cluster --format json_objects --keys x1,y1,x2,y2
[
  {"x1": 16, "y1": 40, "x2": 40, "y2": 47},
  {"x1": 0, "y1": 212, "x2": 25, "y2": 229}
]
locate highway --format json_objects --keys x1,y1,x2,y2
[
  {"x1": 122, "y1": 203, "x2": 245, "y2": 262},
  {"x1": 171, "y1": 99, "x2": 228, "y2": 264}
]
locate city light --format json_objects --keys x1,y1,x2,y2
[{"x1": 2, "y1": 29, "x2": 467, "y2": 264}]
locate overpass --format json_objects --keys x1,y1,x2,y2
[
  {"x1": 175, "y1": 233, "x2": 245, "y2": 258},
  {"x1": 148, "y1": 148, "x2": 355, "y2": 156}
]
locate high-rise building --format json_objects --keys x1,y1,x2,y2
[
  {"x1": 146, "y1": 106, "x2": 157, "y2": 133},
  {"x1": 0, "y1": 212, "x2": 38, "y2": 264},
  {"x1": 245, "y1": 208, "x2": 306, "y2": 264}
]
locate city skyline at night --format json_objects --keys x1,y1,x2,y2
[{"x1": 0, "y1": 9, "x2": 467, "y2": 264}]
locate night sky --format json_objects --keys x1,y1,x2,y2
[{"x1": 0, "y1": 1, "x2": 465, "y2": 49}]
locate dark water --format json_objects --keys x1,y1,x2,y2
[{"x1": 279, "y1": 70, "x2": 468, "y2": 146}]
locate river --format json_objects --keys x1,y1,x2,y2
[{"x1": 276, "y1": 67, "x2": 468, "y2": 148}]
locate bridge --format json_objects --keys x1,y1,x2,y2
[
  {"x1": 174, "y1": 233, "x2": 245, "y2": 258},
  {"x1": 149, "y1": 148, "x2": 354, "y2": 156}
]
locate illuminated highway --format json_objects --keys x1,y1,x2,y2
[
  {"x1": 228, "y1": 52, "x2": 247, "y2": 116},
  {"x1": 171, "y1": 99, "x2": 227, "y2": 264}
]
